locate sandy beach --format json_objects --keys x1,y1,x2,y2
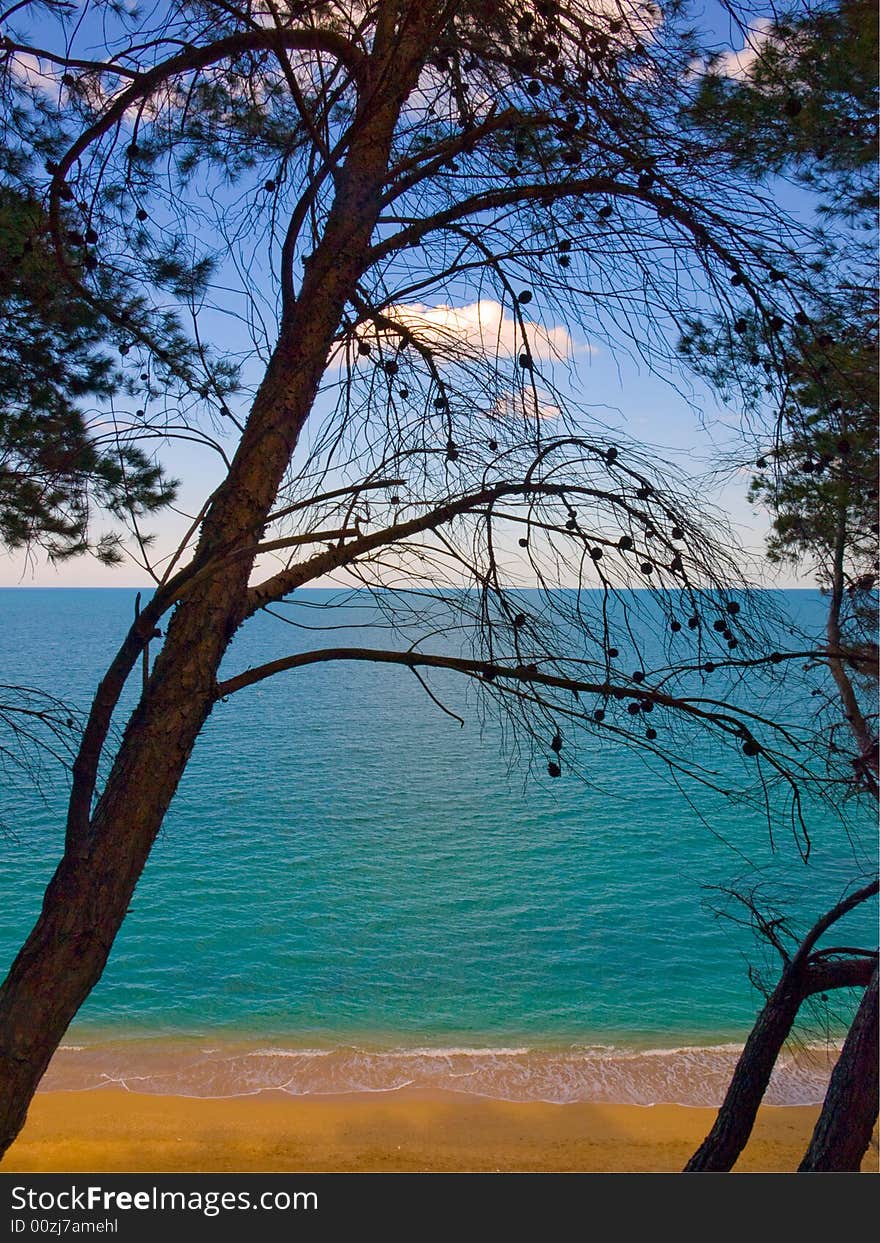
[{"x1": 7, "y1": 1089, "x2": 873, "y2": 1173}]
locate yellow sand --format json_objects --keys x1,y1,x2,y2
[{"x1": 7, "y1": 1089, "x2": 875, "y2": 1173}]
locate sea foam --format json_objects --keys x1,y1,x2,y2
[{"x1": 39, "y1": 1038, "x2": 840, "y2": 1106}]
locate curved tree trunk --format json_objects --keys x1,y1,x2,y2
[
  {"x1": 685, "y1": 954, "x2": 876, "y2": 1171},
  {"x1": 0, "y1": 361, "x2": 329, "y2": 1157},
  {"x1": 685, "y1": 973, "x2": 804, "y2": 1171},
  {"x1": 799, "y1": 966, "x2": 879, "y2": 1172},
  {"x1": 0, "y1": 20, "x2": 433, "y2": 1159}
]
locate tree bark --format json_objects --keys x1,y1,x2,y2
[
  {"x1": 685, "y1": 972, "x2": 803, "y2": 1172},
  {"x1": 0, "y1": 13, "x2": 436, "y2": 1160},
  {"x1": 798, "y1": 966, "x2": 879, "y2": 1172},
  {"x1": 826, "y1": 500, "x2": 878, "y2": 794},
  {"x1": 685, "y1": 955, "x2": 876, "y2": 1171},
  {"x1": 0, "y1": 357, "x2": 329, "y2": 1157}
]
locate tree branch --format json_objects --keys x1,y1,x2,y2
[{"x1": 793, "y1": 879, "x2": 880, "y2": 965}]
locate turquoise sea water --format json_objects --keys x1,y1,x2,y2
[{"x1": 0, "y1": 588, "x2": 874, "y2": 1103}]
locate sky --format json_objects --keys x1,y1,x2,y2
[
  {"x1": 0, "y1": 2, "x2": 823, "y2": 591},
  {"x1": 0, "y1": 358, "x2": 803, "y2": 589}
]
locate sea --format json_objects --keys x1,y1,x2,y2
[{"x1": 0, "y1": 587, "x2": 875, "y2": 1106}]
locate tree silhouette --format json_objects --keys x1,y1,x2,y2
[
  {"x1": 681, "y1": 2, "x2": 877, "y2": 1169},
  {"x1": 0, "y1": 0, "x2": 872, "y2": 1158},
  {"x1": 684, "y1": 880, "x2": 877, "y2": 1171},
  {"x1": 0, "y1": 185, "x2": 176, "y2": 563},
  {"x1": 681, "y1": 298, "x2": 879, "y2": 1168},
  {"x1": 689, "y1": 0, "x2": 878, "y2": 220}
]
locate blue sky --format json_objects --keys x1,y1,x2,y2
[
  {"x1": 0, "y1": 355, "x2": 799, "y2": 588},
  {"x1": 0, "y1": 2, "x2": 827, "y2": 590}
]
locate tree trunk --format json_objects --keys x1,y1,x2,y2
[
  {"x1": 798, "y1": 966, "x2": 879, "y2": 1172},
  {"x1": 0, "y1": 19, "x2": 434, "y2": 1159},
  {"x1": 685, "y1": 973, "x2": 804, "y2": 1171},
  {"x1": 826, "y1": 500, "x2": 878, "y2": 794},
  {"x1": 685, "y1": 955, "x2": 875, "y2": 1171},
  {"x1": 0, "y1": 367, "x2": 324, "y2": 1158}
]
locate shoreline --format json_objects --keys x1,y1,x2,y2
[
  {"x1": 8, "y1": 1088, "x2": 869, "y2": 1173},
  {"x1": 38, "y1": 1034, "x2": 842, "y2": 1108}
]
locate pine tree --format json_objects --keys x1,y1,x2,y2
[{"x1": 0, "y1": 1, "x2": 872, "y2": 1160}]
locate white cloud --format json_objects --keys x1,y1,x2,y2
[
  {"x1": 707, "y1": 19, "x2": 776, "y2": 81},
  {"x1": 363, "y1": 300, "x2": 576, "y2": 362},
  {"x1": 9, "y1": 51, "x2": 60, "y2": 91}
]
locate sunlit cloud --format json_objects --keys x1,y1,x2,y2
[{"x1": 364, "y1": 300, "x2": 578, "y2": 362}]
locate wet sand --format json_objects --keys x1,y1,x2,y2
[{"x1": 6, "y1": 1089, "x2": 867, "y2": 1173}]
